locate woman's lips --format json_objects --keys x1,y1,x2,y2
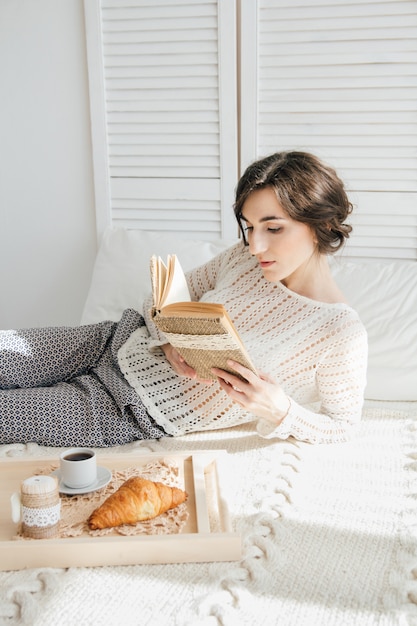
[{"x1": 260, "y1": 260, "x2": 275, "y2": 269}]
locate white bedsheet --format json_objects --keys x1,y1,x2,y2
[{"x1": 1, "y1": 403, "x2": 417, "y2": 626}]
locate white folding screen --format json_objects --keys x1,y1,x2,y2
[
  {"x1": 84, "y1": 0, "x2": 238, "y2": 242},
  {"x1": 240, "y1": 0, "x2": 417, "y2": 260},
  {"x1": 85, "y1": 0, "x2": 417, "y2": 259}
]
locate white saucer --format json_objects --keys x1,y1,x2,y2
[{"x1": 52, "y1": 466, "x2": 112, "y2": 495}]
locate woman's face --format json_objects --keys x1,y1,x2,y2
[{"x1": 241, "y1": 187, "x2": 319, "y2": 287}]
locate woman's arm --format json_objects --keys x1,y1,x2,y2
[{"x1": 212, "y1": 322, "x2": 368, "y2": 445}]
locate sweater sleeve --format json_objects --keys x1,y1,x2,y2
[{"x1": 256, "y1": 316, "x2": 368, "y2": 444}]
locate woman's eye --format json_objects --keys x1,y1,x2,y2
[{"x1": 242, "y1": 224, "x2": 281, "y2": 234}]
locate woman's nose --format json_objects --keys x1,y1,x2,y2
[{"x1": 249, "y1": 231, "x2": 267, "y2": 255}]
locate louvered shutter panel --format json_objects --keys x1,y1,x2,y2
[
  {"x1": 84, "y1": 0, "x2": 238, "y2": 242},
  {"x1": 240, "y1": 0, "x2": 417, "y2": 260}
]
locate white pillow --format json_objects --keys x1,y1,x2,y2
[
  {"x1": 330, "y1": 258, "x2": 417, "y2": 401},
  {"x1": 81, "y1": 228, "x2": 238, "y2": 325}
]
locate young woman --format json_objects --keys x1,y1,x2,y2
[{"x1": 0, "y1": 151, "x2": 367, "y2": 447}]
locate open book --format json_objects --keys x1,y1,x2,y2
[{"x1": 150, "y1": 254, "x2": 257, "y2": 380}]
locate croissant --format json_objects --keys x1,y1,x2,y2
[{"x1": 88, "y1": 476, "x2": 187, "y2": 530}]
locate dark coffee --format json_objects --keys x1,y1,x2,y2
[{"x1": 64, "y1": 452, "x2": 93, "y2": 462}]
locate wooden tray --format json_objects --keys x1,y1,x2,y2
[{"x1": 0, "y1": 450, "x2": 241, "y2": 570}]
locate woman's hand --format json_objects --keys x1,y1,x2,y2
[
  {"x1": 211, "y1": 360, "x2": 290, "y2": 425},
  {"x1": 161, "y1": 344, "x2": 213, "y2": 384}
]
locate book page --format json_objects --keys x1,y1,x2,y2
[
  {"x1": 160, "y1": 254, "x2": 191, "y2": 308},
  {"x1": 150, "y1": 255, "x2": 167, "y2": 309}
]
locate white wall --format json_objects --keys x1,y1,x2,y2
[{"x1": 0, "y1": 0, "x2": 97, "y2": 329}]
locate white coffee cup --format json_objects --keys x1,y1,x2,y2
[{"x1": 59, "y1": 448, "x2": 97, "y2": 489}]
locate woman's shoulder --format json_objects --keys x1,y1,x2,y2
[
  {"x1": 316, "y1": 279, "x2": 349, "y2": 305},
  {"x1": 282, "y1": 283, "x2": 367, "y2": 337},
  {"x1": 320, "y1": 301, "x2": 368, "y2": 347}
]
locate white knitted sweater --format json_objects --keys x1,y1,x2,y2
[{"x1": 118, "y1": 243, "x2": 368, "y2": 444}]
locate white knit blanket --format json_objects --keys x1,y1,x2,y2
[{"x1": 1, "y1": 406, "x2": 417, "y2": 626}]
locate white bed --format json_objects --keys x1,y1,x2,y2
[{"x1": 1, "y1": 228, "x2": 417, "y2": 626}]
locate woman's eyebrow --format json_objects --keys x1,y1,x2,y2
[{"x1": 241, "y1": 214, "x2": 286, "y2": 223}]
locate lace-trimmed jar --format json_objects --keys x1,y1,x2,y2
[{"x1": 11, "y1": 475, "x2": 61, "y2": 539}]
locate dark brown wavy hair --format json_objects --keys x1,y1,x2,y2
[{"x1": 234, "y1": 151, "x2": 353, "y2": 254}]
